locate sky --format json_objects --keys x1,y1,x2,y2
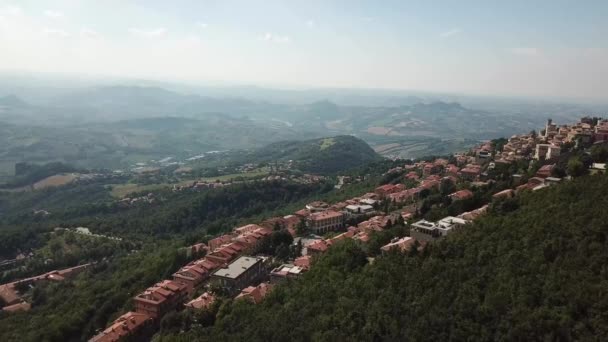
[{"x1": 0, "y1": 0, "x2": 607, "y2": 100}]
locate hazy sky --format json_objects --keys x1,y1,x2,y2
[{"x1": 1, "y1": 0, "x2": 607, "y2": 99}]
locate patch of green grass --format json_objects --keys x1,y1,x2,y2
[{"x1": 319, "y1": 138, "x2": 336, "y2": 150}]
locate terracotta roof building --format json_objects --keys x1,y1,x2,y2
[
  {"x1": 306, "y1": 239, "x2": 330, "y2": 256},
  {"x1": 449, "y1": 189, "x2": 474, "y2": 201},
  {"x1": 172, "y1": 264, "x2": 209, "y2": 296},
  {"x1": 307, "y1": 210, "x2": 344, "y2": 234},
  {"x1": 89, "y1": 311, "x2": 153, "y2": 342},
  {"x1": 293, "y1": 255, "x2": 312, "y2": 270},
  {"x1": 381, "y1": 237, "x2": 417, "y2": 254},
  {"x1": 270, "y1": 264, "x2": 307, "y2": 283},
  {"x1": 211, "y1": 256, "x2": 267, "y2": 296},
  {"x1": 184, "y1": 292, "x2": 216, "y2": 310},
  {"x1": 133, "y1": 280, "x2": 188, "y2": 320},
  {"x1": 235, "y1": 282, "x2": 273, "y2": 304}
]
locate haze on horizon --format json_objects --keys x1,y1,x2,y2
[{"x1": 1, "y1": 0, "x2": 607, "y2": 101}]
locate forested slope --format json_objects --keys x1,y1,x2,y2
[{"x1": 168, "y1": 174, "x2": 608, "y2": 341}]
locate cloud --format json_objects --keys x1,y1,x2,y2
[
  {"x1": 196, "y1": 22, "x2": 208, "y2": 29},
  {"x1": 44, "y1": 10, "x2": 64, "y2": 19},
  {"x1": 128, "y1": 27, "x2": 167, "y2": 38},
  {"x1": 80, "y1": 28, "x2": 100, "y2": 39},
  {"x1": 306, "y1": 20, "x2": 315, "y2": 28},
  {"x1": 440, "y1": 28, "x2": 462, "y2": 38},
  {"x1": 261, "y1": 32, "x2": 290, "y2": 44},
  {"x1": 1, "y1": 5, "x2": 22, "y2": 16},
  {"x1": 508, "y1": 47, "x2": 540, "y2": 56},
  {"x1": 182, "y1": 34, "x2": 202, "y2": 45},
  {"x1": 42, "y1": 28, "x2": 70, "y2": 38},
  {"x1": 362, "y1": 17, "x2": 375, "y2": 22}
]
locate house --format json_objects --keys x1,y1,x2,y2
[
  {"x1": 358, "y1": 215, "x2": 392, "y2": 233},
  {"x1": 233, "y1": 227, "x2": 272, "y2": 254},
  {"x1": 294, "y1": 208, "x2": 311, "y2": 218},
  {"x1": 208, "y1": 234, "x2": 233, "y2": 251},
  {"x1": 459, "y1": 166, "x2": 481, "y2": 181},
  {"x1": 344, "y1": 204, "x2": 375, "y2": 217},
  {"x1": 89, "y1": 311, "x2": 154, "y2": 342},
  {"x1": 374, "y1": 184, "x2": 399, "y2": 197},
  {"x1": 457, "y1": 205, "x2": 488, "y2": 221},
  {"x1": 388, "y1": 189, "x2": 417, "y2": 204},
  {"x1": 172, "y1": 264, "x2": 209, "y2": 296},
  {"x1": 210, "y1": 256, "x2": 267, "y2": 296},
  {"x1": 184, "y1": 292, "x2": 215, "y2": 310},
  {"x1": 133, "y1": 280, "x2": 188, "y2": 320},
  {"x1": 449, "y1": 189, "x2": 474, "y2": 201},
  {"x1": 352, "y1": 231, "x2": 371, "y2": 243},
  {"x1": 306, "y1": 239, "x2": 330, "y2": 256},
  {"x1": 380, "y1": 237, "x2": 417, "y2": 254},
  {"x1": 270, "y1": 264, "x2": 307, "y2": 283},
  {"x1": 234, "y1": 224, "x2": 265, "y2": 235},
  {"x1": 535, "y1": 164, "x2": 555, "y2": 178},
  {"x1": 235, "y1": 282, "x2": 273, "y2": 304},
  {"x1": 282, "y1": 215, "x2": 301, "y2": 231},
  {"x1": 410, "y1": 217, "x2": 467, "y2": 242},
  {"x1": 293, "y1": 255, "x2": 312, "y2": 270},
  {"x1": 545, "y1": 177, "x2": 562, "y2": 185},
  {"x1": 591, "y1": 163, "x2": 606, "y2": 174},
  {"x1": 492, "y1": 189, "x2": 515, "y2": 200},
  {"x1": 445, "y1": 164, "x2": 460, "y2": 177},
  {"x1": 420, "y1": 179, "x2": 440, "y2": 190},
  {"x1": 307, "y1": 210, "x2": 344, "y2": 234},
  {"x1": 2, "y1": 301, "x2": 31, "y2": 313},
  {"x1": 305, "y1": 201, "x2": 329, "y2": 213},
  {"x1": 205, "y1": 245, "x2": 239, "y2": 265},
  {"x1": 0, "y1": 284, "x2": 20, "y2": 307}
]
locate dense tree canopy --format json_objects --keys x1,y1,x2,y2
[{"x1": 159, "y1": 174, "x2": 608, "y2": 341}]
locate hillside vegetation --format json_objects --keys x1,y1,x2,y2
[
  {"x1": 168, "y1": 174, "x2": 608, "y2": 341},
  {"x1": 247, "y1": 135, "x2": 382, "y2": 174}
]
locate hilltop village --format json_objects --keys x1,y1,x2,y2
[
  {"x1": 3, "y1": 117, "x2": 607, "y2": 341},
  {"x1": 85, "y1": 116, "x2": 608, "y2": 341}
]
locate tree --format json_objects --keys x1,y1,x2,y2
[
  {"x1": 296, "y1": 219, "x2": 308, "y2": 236},
  {"x1": 439, "y1": 178, "x2": 456, "y2": 196},
  {"x1": 591, "y1": 145, "x2": 608, "y2": 163},
  {"x1": 275, "y1": 244, "x2": 290, "y2": 261},
  {"x1": 567, "y1": 157, "x2": 586, "y2": 177}
]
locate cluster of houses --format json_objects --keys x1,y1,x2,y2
[
  {"x1": 89, "y1": 116, "x2": 606, "y2": 341},
  {"x1": 491, "y1": 117, "x2": 608, "y2": 164},
  {"x1": 117, "y1": 193, "x2": 158, "y2": 207},
  {"x1": 0, "y1": 264, "x2": 92, "y2": 314},
  {"x1": 90, "y1": 220, "x2": 291, "y2": 342}
]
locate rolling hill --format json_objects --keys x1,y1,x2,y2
[{"x1": 245, "y1": 135, "x2": 383, "y2": 174}]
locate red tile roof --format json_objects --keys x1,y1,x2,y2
[
  {"x1": 449, "y1": 189, "x2": 474, "y2": 201},
  {"x1": 307, "y1": 240, "x2": 329, "y2": 253},
  {"x1": 294, "y1": 255, "x2": 312, "y2": 269},
  {"x1": 309, "y1": 210, "x2": 344, "y2": 221},
  {"x1": 235, "y1": 282, "x2": 273, "y2": 304},
  {"x1": 185, "y1": 292, "x2": 216, "y2": 310},
  {"x1": 89, "y1": 311, "x2": 152, "y2": 342}
]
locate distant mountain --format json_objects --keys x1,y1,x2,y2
[
  {"x1": 0, "y1": 95, "x2": 27, "y2": 107},
  {"x1": 304, "y1": 100, "x2": 341, "y2": 120},
  {"x1": 248, "y1": 135, "x2": 383, "y2": 174},
  {"x1": 340, "y1": 100, "x2": 549, "y2": 141},
  {"x1": 0, "y1": 116, "x2": 320, "y2": 175},
  {"x1": 51, "y1": 85, "x2": 279, "y2": 121}
]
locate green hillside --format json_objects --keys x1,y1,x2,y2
[
  {"x1": 171, "y1": 174, "x2": 608, "y2": 341},
  {"x1": 248, "y1": 135, "x2": 383, "y2": 174}
]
